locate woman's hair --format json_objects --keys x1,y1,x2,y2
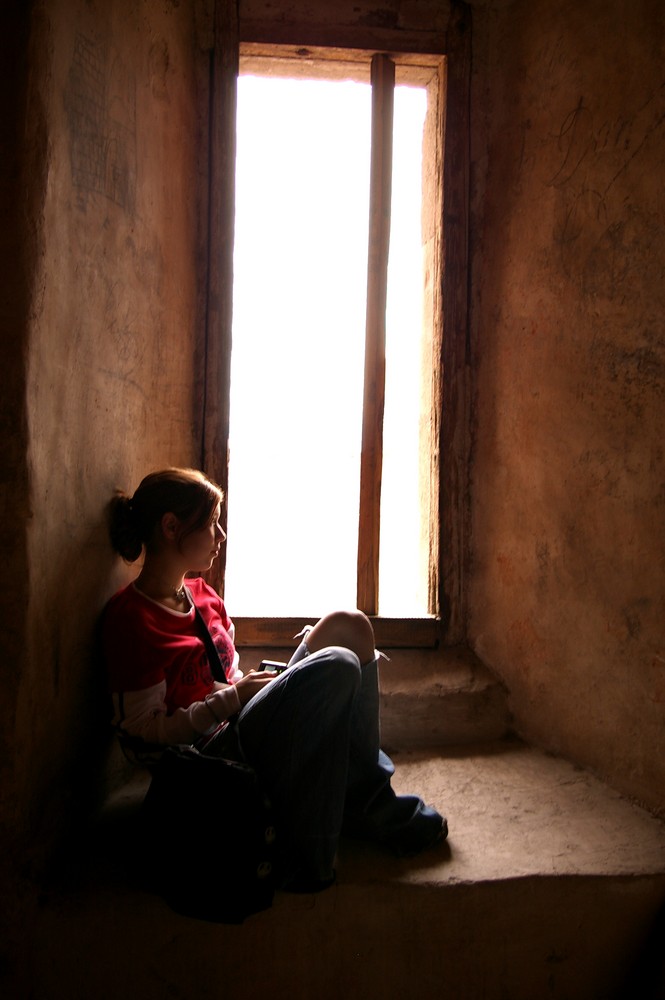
[{"x1": 109, "y1": 468, "x2": 224, "y2": 562}]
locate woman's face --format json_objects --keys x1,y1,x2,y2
[{"x1": 179, "y1": 504, "x2": 226, "y2": 571}]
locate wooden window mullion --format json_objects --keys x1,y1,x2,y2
[
  {"x1": 357, "y1": 53, "x2": 395, "y2": 616},
  {"x1": 203, "y1": 0, "x2": 239, "y2": 596}
]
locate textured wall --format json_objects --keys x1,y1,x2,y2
[
  {"x1": 469, "y1": 0, "x2": 665, "y2": 813},
  {"x1": 8, "y1": 0, "x2": 207, "y2": 857}
]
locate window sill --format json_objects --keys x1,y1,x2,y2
[{"x1": 233, "y1": 616, "x2": 441, "y2": 649}]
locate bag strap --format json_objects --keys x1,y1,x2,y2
[{"x1": 186, "y1": 586, "x2": 227, "y2": 684}]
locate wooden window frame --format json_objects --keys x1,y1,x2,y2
[{"x1": 200, "y1": 6, "x2": 470, "y2": 651}]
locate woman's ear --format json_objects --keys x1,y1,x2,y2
[{"x1": 160, "y1": 512, "x2": 180, "y2": 543}]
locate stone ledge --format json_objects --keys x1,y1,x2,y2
[
  {"x1": 379, "y1": 645, "x2": 512, "y2": 748},
  {"x1": 32, "y1": 741, "x2": 665, "y2": 1000},
  {"x1": 95, "y1": 740, "x2": 665, "y2": 885}
]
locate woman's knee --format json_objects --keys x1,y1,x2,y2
[
  {"x1": 306, "y1": 610, "x2": 375, "y2": 663},
  {"x1": 294, "y1": 645, "x2": 362, "y2": 705},
  {"x1": 303, "y1": 644, "x2": 361, "y2": 679}
]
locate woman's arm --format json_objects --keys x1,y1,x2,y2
[{"x1": 112, "y1": 679, "x2": 242, "y2": 746}]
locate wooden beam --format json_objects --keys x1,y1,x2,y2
[
  {"x1": 238, "y1": 24, "x2": 446, "y2": 57},
  {"x1": 239, "y1": 43, "x2": 444, "y2": 85},
  {"x1": 357, "y1": 53, "x2": 395, "y2": 616},
  {"x1": 232, "y1": 616, "x2": 441, "y2": 650},
  {"x1": 203, "y1": 0, "x2": 239, "y2": 596},
  {"x1": 440, "y1": 1, "x2": 471, "y2": 642}
]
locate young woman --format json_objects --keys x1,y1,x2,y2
[{"x1": 102, "y1": 467, "x2": 446, "y2": 892}]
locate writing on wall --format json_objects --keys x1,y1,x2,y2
[{"x1": 64, "y1": 33, "x2": 136, "y2": 213}]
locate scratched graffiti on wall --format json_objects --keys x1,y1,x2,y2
[
  {"x1": 64, "y1": 33, "x2": 136, "y2": 213},
  {"x1": 543, "y1": 86, "x2": 665, "y2": 302}
]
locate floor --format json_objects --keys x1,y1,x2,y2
[{"x1": 21, "y1": 739, "x2": 665, "y2": 1000}]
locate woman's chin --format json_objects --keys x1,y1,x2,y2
[{"x1": 188, "y1": 557, "x2": 216, "y2": 574}]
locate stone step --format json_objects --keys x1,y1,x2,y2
[
  {"x1": 239, "y1": 642, "x2": 513, "y2": 751},
  {"x1": 28, "y1": 741, "x2": 665, "y2": 1000},
  {"x1": 378, "y1": 644, "x2": 512, "y2": 749}
]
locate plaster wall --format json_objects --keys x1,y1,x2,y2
[
  {"x1": 468, "y1": 0, "x2": 665, "y2": 814},
  {"x1": 6, "y1": 0, "x2": 207, "y2": 858}
]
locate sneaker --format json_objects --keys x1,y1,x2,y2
[
  {"x1": 344, "y1": 793, "x2": 448, "y2": 857},
  {"x1": 381, "y1": 803, "x2": 448, "y2": 857}
]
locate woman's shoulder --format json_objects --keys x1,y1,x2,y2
[
  {"x1": 104, "y1": 581, "x2": 137, "y2": 615},
  {"x1": 102, "y1": 584, "x2": 169, "y2": 690},
  {"x1": 105, "y1": 579, "x2": 148, "y2": 611},
  {"x1": 103, "y1": 581, "x2": 162, "y2": 633}
]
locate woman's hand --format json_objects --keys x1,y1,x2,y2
[{"x1": 234, "y1": 669, "x2": 276, "y2": 707}]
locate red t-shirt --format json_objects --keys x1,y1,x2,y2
[{"x1": 103, "y1": 577, "x2": 236, "y2": 715}]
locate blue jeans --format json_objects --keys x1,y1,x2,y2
[{"x1": 231, "y1": 642, "x2": 443, "y2": 882}]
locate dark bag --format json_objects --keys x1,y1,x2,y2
[
  {"x1": 141, "y1": 743, "x2": 276, "y2": 924},
  {"x1": 140, "y1": 589, "x2": 276, "y2": 923}
]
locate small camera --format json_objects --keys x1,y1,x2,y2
[{"x1": 259, "y1": 659, "x2": 288, "y2": 674}]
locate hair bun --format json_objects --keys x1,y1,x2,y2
[{"x1": 109, "y1": 492, "x2": 143, "y2": 563}]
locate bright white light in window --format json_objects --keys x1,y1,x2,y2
[
  {"x1": 226, "y1": 74, "x2": 427, "y2": 617},
  {"x1": 380, "y1": 85, "x2": 428, "y2": 616}
]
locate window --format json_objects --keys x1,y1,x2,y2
[
  {"x1": 201, "y1": 34, "x2": 469, "y2": 649},
  {"x1": 223, "y1": 50, "x2": 443, "y2": 633}
]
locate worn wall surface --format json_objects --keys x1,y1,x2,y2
[
  {"x1": 5, "y1": 0, "x2": 207, "y2": 866},
  {"x1": 468, "y1": 0, "x2": 665, "y2": 814}
]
